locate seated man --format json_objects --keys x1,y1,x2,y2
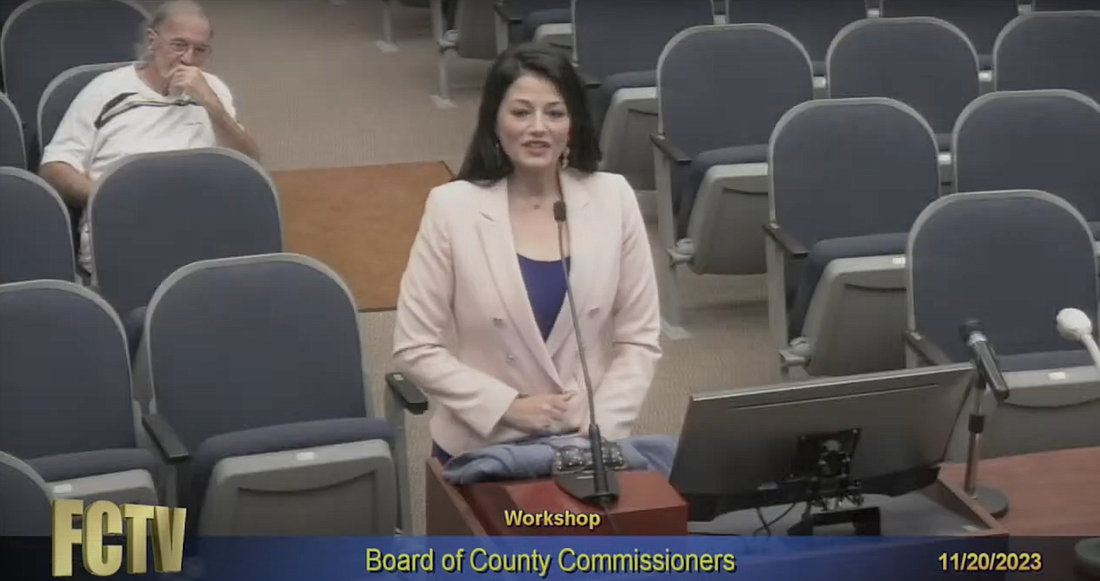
[{"x1": 39, "y1": 0, "x2": 259, "y2": 276}]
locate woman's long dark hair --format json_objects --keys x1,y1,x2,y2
[{"x1": 455, "y1": 44, "x2": 601, "y2": 185}]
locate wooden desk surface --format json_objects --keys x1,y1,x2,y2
[
  {"x1": 431, "y1": 448, "x2": 1100, "y2": 536},
  {"x1": 425, "y1": 461, "x2": 686, "y2": 536},
  {"x1": 464, "y1": 471, "x2": 687, "y2": 536},
  {"x1": 939, "y1": 446, "x2": 1100, "y2": 536}
]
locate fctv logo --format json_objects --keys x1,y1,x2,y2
[{"x1": 51, "y1": 499, "x2": 187, "y2": 577}]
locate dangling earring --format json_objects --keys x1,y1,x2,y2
[{"x1": 560, "y1": 145, "x2": 570, "y2": 169}]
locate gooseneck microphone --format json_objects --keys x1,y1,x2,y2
[
  {"x1": 957, "y1": 318, "x2": 1011, "y2": 519},
  {"x1": 1057, "y1": 308, "x2": 1100, "y2": 365},
  {"x1": 960, "y1": 320, "x2": 1010, "y2": 403},
  {"x1": 1054, "y1": 308, "x2": 1100, "y2": 579},
  {"x1": 552, "y1": 200, "x2": 620, "y2": 509}
]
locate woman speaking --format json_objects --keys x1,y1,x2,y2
[{"x1": 392, "y1": 45, "x2": 661, "y2": 464}]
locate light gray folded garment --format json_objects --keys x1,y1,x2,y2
[{"x1": 441, "y1": 434, "x2": 677, "y2": 485}]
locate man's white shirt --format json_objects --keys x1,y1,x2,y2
[{"x1": 40, "y1": 63, "x2": 238, "y2": 272}]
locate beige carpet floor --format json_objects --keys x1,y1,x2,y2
[{"x1": 197, "y1": 0, "x2": 780, "y2": 534}]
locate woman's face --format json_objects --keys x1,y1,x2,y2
[{"x1": 496, "y1": 73, "x2": 571, "y2": 174}]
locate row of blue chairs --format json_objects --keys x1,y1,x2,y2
[
  {"x1": 3, "y1": 194, "x2": 1096, "y2": 548},
  {"x1": 10, "y1": 161, "x2": 1092, "y2": 537},
  {"x1": 907, "y1": 188, "x2": 1100, "y2": 462},
  {"x1": 1, "y1": 61, "x2": 127, "y2": 170},
  {"x1": 480, "y1": 2, "x2": 1099, "y2": 202},
  {"x1": 0, "y1": 0, "x2": 146, "y2": 166},
  {"x1": 389, "y1": 0, "x2": 1082, "y2": 68},
  {"x1": 752, "y1": 90, "x2": 1100, "y2": 382},
  {"x1": 647, "y1": 18, "x2": 1100, "y2": 344},
  {"x1": 606, "y1": 8, "x2": 1099, "y2": 196},
  {"x1": 0, "y1": 253, "x2": 427, "y2": 537},
  {"x1": 9, "y1": 99, "x2": 1095, "y2": 453},
  {"x1": 379, "y1": 0, "x2": 573, "y2": 53},
  {"x1": 1, "y1": 149, "x2": 283, "y2": 356},
  {"x1": 0, "y1": 1, "x2": 430, "y2": 540}
]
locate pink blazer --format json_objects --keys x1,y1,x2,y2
[{"x1": 392, "y1": 169, "x2": 662, "y2": 456}]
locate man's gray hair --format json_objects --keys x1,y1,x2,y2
[{"x1": 135, "y1": 0, "x2": 211, "y2": 61}]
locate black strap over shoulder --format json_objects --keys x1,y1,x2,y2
[{"x1": 93, "y1": 92, "x2": 199, "y2": 130}]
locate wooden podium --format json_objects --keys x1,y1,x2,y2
[
  {"x1": 425, "y1": 459, "x2": 688, "y2": 535},
  {"x1": 424, "y1": 458, "x2": 1018, "y2": 539}
]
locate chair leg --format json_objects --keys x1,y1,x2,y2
[
  {"x1": 429, "y1": 0, "x2": 445, "y2": 43},
  {"x1": 385, "y1": 388, "x2": 414, "y2": 535},
  {"x1": 652, "y1": 147, "x2": 690, "y2": 339},
  {"x1": 765, "y1": 235, "x2": 807, "y2": 381},
  {"x1": 432, "y1": 49, "x2": 456, "y2": 109},
  {"x1": 778, "y1": 348, "x2": 808, "y2": 382},
  {"x1": 659, "y1": 255, "x2": 691, "y2": 340},
  {"x1": 494, "y1": 11, "x2": 510, "y2": 54},
  {"x1": 779, "y1": 361, "x2": 791, "y2": 382},
  {"x1": 376, "y1": 0, "x2": 399, "y2": 52},
  {"x1": 664, "y1": 280, "x2": 689, "y2": 340},
  {"x1": 764, "y1": 236, "x2": 791, "y2": 352}
]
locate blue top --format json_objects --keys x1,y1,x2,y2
[{"x1": 517, "y1": 254, "x2": 569, "y2": 341}]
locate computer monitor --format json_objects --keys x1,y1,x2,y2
[{"x1": 670, "y1": 363, "x2": 973, "y2": 525}]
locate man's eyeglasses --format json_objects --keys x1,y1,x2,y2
[
  {"x1": 153, "y1": 31, "x2": 212, "y2": 57},
  {"x1": 167, "y1": 39, "x2": 212, "y2": 57}
]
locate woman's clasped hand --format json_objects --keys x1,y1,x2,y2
[{"x1": 502, "y1": 392, "x2": 576, "y2": 433}]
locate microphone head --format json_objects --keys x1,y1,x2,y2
[
  {"x1": 959, "y1": 318, "x2": 982, "y2": 343},
  {"x1": 1057, "y1": 308, "x2": 1093, "y2": 341},
  {"x1": 552, "y1": 201, "x2": 567, "y2": 223}
]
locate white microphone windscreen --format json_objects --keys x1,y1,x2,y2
[{"x1": 1057, "y1": 308, "x2": 1093, "y2": 341}]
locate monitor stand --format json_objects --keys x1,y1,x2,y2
[
  {"x1": 783, "y1": 428, "x2": 882, "y2": 537},
  {"x1": 788, "y1": 505, "x2": 882, "y2": 536}
]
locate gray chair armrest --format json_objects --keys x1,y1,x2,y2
[
  {"x1": 763, "y1": 222, "x2": 808, "y2": 259},
  {"x1": 576, "y1": 67, "x2": 601, "y2": 89},
  {"x1": 904, "y1": 330, "x2": 952, "y2": 367},
  {"x1": 386, "y1": 372, "x2": 429, "y2": 415},
  {"x1": 142, "y1": 413, "x2": 190, "y2": 464},
  {"x1": 382, "y1": 372, "x2": 426, "y2": 536},
  {"x1": 651, "y1": 133, "x2": 691, "y2": 165},
  {"x1": 493, "y1": 1, "x2": 523, "y2": 24}
]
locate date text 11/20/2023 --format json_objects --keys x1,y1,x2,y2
[{"x1": 940, "y1": 552, "x2": 1042, "y2": 573}]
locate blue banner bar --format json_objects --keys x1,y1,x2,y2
[
  {"x1": 187, "y1": 536, "x2": 1020, "y2": 580},
  {"x1": 6, "y1": 535, "x2": 1075, "y2": 580}
]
